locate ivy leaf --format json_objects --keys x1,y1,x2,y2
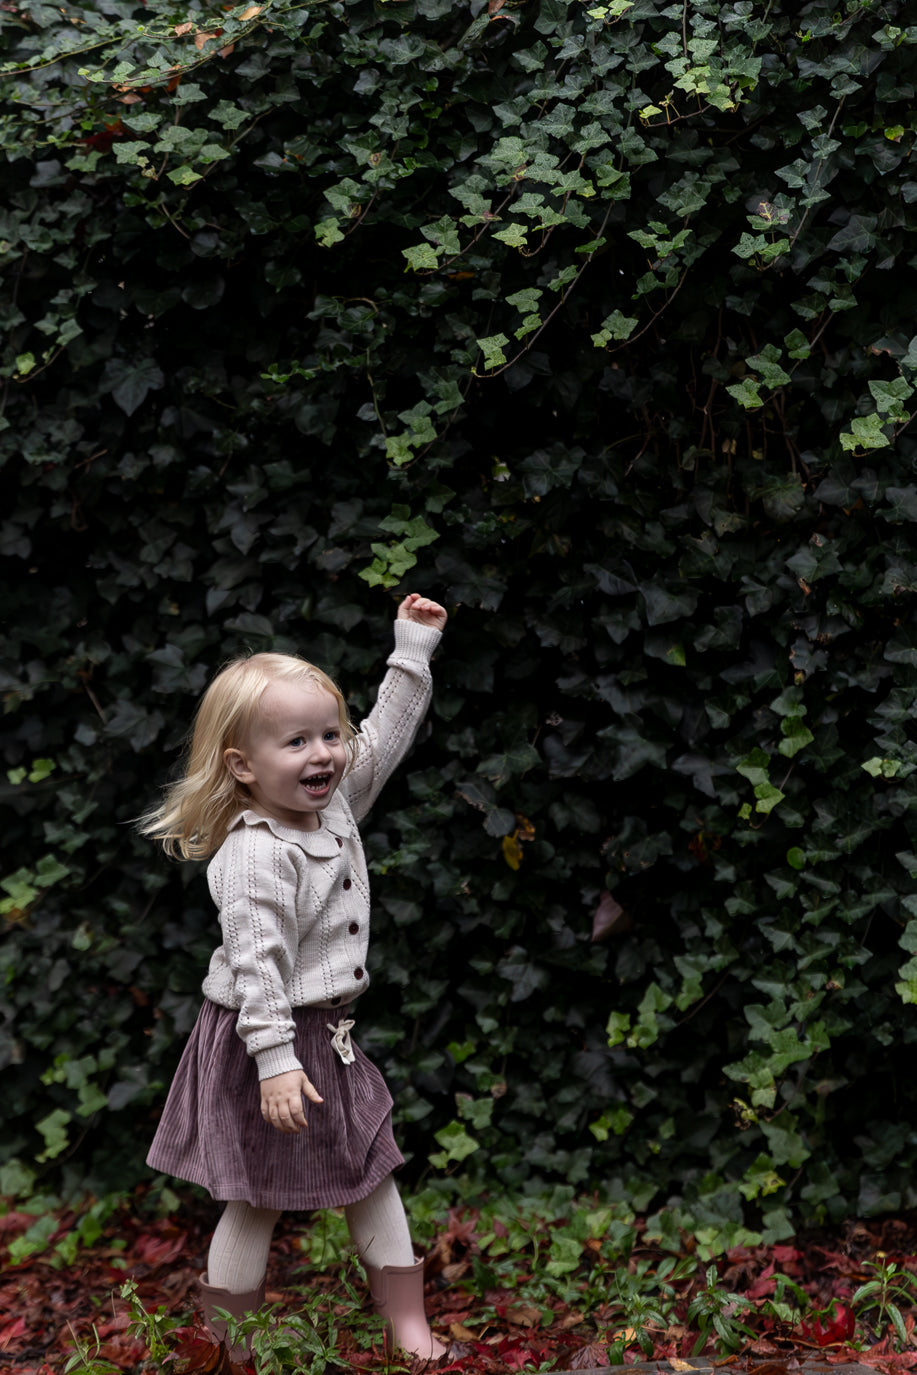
[
  {"x1": 869, "y1": 376, "x2": 912, "y2": 417},
  {"x1": 477, "y1": 742, "x2": 541, "y2": 786},
  {"x1": 35, "y1": 1108, "x2": 71, "y2": 1164},
  {"x1": 778, "y1": 716, "x2": 815, "y2": 758},
  {"x1": 475, "y1": 333, "x2": 510, "y2": 370},
  {"x1": 592, "y1": 311, "x2": 638, "y2": 347},
  {"x1": 492, "y1": 222, "x2": 528, "y2": 248},
  {"x1": 755, "y1": 782, "x2": 785, "y2": 813},
  {"x1": 840, "y1": 413, "x2": 891, "y2": 452},
  {"x1": 727, "y1": 378, "x2": 763, "y2": 409},
  {"x1": 402, "y1": 242, "x2": 440, "y2": 271},
  {"x1": 103, "y1": 358, "x2": 165, "y2": 416},
  {"x1": 428, "y1": 1120, "x2": 479, "y2": 1167}
]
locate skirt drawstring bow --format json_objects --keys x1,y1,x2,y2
[{"x1": 327, "y1": 1018, "x2": 356, "y2": 1065}]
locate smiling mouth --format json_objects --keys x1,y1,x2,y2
[{"x1": 301, "y1": 773, "x2": 333, "y2": 796}]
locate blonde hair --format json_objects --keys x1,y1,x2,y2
[{"x1": 138, "y1": 652, "x2": 356, "y2": 860}]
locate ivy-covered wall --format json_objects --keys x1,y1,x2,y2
[{"x1": 2, "y1": 0, "x2": 917, "y2": 1246}]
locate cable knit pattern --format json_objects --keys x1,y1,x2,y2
[{"x1": 201, "y1": 619, "x2": 441, "y2": 1080}]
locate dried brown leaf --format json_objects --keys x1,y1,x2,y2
[
  {"x1": 505, "y1": 1305, "x2": 541, "y2": 1328},
  {"x1": 556, "y1": 1310, "x2": 586, "y2": 1331}
]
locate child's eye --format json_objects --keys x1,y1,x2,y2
[
  {"x1": 288, "y1": 736, "x2": 304, "y2": 747},
  {"x1": 323, "y1": 730, "x2": 339, "y2": 742}
]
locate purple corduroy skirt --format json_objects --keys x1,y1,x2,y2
[{"x1": 146, "y1": 999, "x2": 404, "y2": 1211}]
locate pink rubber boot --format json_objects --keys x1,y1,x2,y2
[
  {"x1": 365, "y1": 1257, "x2": 446, "y2": 1361},
  {"x1": 198, "y1": 1272, "x2": 266, "y2": 1360}
]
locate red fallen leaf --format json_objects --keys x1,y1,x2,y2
[
  {"x1": 78, "y1": 120, "x2": 124, "y2": 152},
  {"x1": 429, "y1": 1207, "x2": 482, "y2": 1269},
  {"x1": 591, "y1": 889, "x2": 632, "y2": 941},
  {"x1": 99, "y1": 1338, "x2": 149, "y2": 1364},
  {"x1": 132, "y1": 1230, "x2": 187, "y2": 1267},
  {"x1": 772, "y1": 1245, "x2": 804, "y2": 1266},
  {"x1": 0, "y1": 1315, "x2": 28, "y2": 1346},
  {"x1": 746, "y1": 1341, "x2": 783, "y2": 1358},
  {"x1": 571, "y1": 1341, "x2": 609, "y2": 1368},
  {"x1": 0, "y1": 1211, "x2": 34, "y2": 1235},
  {"x1": 799, "y1": 1302, "x2": 855, "y2": 1346},
  {"x1": 95, "y1": 1312, "x2": 132, "y2": 1338},
  {"x1": 746, "y1": 1261, "x2": 777, "y2": 1299},
  {"x1": 500, "y1": 1348, "x2": 535, "y2": 1371},
  {"x1": 175, "y1": 1333, "x2": 234, "y2": 1372},
  {"x1": 812, "y1": 1247, "x2": 864, "y2": 1277}
]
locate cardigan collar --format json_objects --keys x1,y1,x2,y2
[{"x1": 234, "y1": 805, "x2": 354, "y2": 857}]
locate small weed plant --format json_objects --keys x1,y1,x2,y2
[
  {"x1": 62, "y1": 1322, "x2": 121, "y2": 1375},
  {"x1": 852, "y1": 1259, "x2": 917, "y2": 1348},
  {"x1": 686, "y1": 1264, "x2": 756, "y2": 1355}
]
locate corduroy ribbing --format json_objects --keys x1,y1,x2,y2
[{"x1": 146, "y1": 1002, "x2": 404, "y2": 1211}]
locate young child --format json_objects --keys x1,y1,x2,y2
[{"x1": 141, "y1": 593, "x2": 448, "y2": 1363}]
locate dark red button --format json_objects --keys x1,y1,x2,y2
[
  {"x1": 343, "y1": 878, "x2": 351, "y2": 891},
  {"x1": 354, "y1": 967, "x2": 364, "y2": 980},
  {"x1": 349, "y1": 922, "x2": 359, "y2": 935},
  {"x1": 336, "y1": 837, "x2": 343, "y2": 847},
  {"x1": 331, "y1": 996, "x2": 341, "y2": 1006}
]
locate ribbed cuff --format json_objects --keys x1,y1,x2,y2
[
  {"x1": 254, "y1": 1043, "x2": 304, "y2": 1081},
  {"x1": 391, "y1": 618, "x2": 442, "y2": 662}
]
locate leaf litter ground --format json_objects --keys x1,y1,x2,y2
[{"x1": 3, "y1": 1191, "x2": 917, "y2": 1374}]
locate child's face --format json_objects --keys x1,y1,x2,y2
[{"x1": 224, "y1": 680, "x2": 348, "y2": 832}]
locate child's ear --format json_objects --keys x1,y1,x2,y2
[{"x1": 224, "y1": 748, "x2": 254, "y2": 784}]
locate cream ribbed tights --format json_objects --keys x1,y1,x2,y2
[
  {"x1": 206, "y1": 1174, "x2": 414, "y2": 1294},
  {"x1": 344, "y1": 1172, "x2": 415, "y2": 1270},
  {"x1": 207, "y1": 1200, "x2": 281, "y2": 1292}
]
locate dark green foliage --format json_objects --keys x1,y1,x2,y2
[{"x1": 2, "y1": 0, "x2": 917, "y2": 1244}]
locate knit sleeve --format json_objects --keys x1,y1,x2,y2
[
  {"x1": 216, "y1": 822, "x2": 306, "y2": 1081},
  {"x1": 341, "y1": 618, "x2": 441, "y2": 825}
]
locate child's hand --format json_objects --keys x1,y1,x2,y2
[
  {"x1": 260, "y1": 1069, "x2": 323, "y2": 1135},
  {"x1": 397, "y1": 593, "x2": 448, "y2": 632}
]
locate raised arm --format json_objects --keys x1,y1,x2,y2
[{"x1": 341, "y1": 594, "x2": 447, "y2": 824}]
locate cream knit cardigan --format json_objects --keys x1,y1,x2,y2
[{"x1": 201, "y1": 619, "x2": 442, "y2": 1081}]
